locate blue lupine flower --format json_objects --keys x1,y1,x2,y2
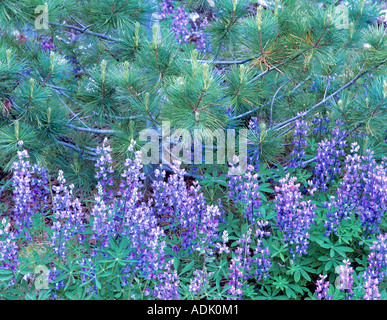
[{"x1": 274, "y1": 174, "x2": 316, "y2": 259}]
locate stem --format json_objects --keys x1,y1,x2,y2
[
  {"x1": 49, "y1": 22, "x2": 119, "y2": 42},
  {"x1": 273, "y1": 61, "x2": 387, "y2": 131},
  {"x1": 182, "y1": 58, "x2": 253, "y2": 65},
  {"x1": 270, "y1": 78, "x2": 293, "y2": 127},
  {"x1": 233, "y1": 75, "x2": 311, "y2": 120},
  {"x1": 127, "y1": 265, "x2": 136, "y2": 300},
  {"x1": 140, "y1": 280, "x2": 150, "y2": 300},
  {"x1": 65, "y1": 123, "x2": 117, "y2": 134}
]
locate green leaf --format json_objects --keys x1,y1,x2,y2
[
  {"x1": 334, "y1": 246, "x2": 354, "y2": 257},
  {"x1": 179, "y1": 261, "x2": 195, "y2": 276},
  {"x1": 294, "y1": 271, "x2": 301, "y2": 283},
  {"x1": 318, "y1": 256, "x2": 330, "y2": 262},
  {"x1": 0, "y1": 274, "x2": 14, "y2": 281},
  {"x1": 319, "y1": 242, "x2": 331, "y2": 249},
  {"x1": 174, "y1": 258, "x2": 180, "y2": 271},
  {"x1": 325, "y1": 260, "x2": 333, "y2": 271},
  {"x1": 65, "y1": 292, "x2": 77, "y2": 300},
  {"x1": 285, "y1": 286, "x2": 297, "y2": 299},
  {"x1": 96, "y1": 279, "x2": 102, "y2": 290},
  {"x1": 289, "y1": 284, "x2": 304, "y2": 295},
  {"x1": 300, "y1": 269, "x2": 311, "y2": 282},
  {"x1": 0, "y1": 269, "x2": 13, "y2": 275}
]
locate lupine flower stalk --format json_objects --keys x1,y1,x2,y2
[
  {"x1": 274, "y1": 174, "x2": 316, "y2": 259},
  {"x1": 290, "y1": 113, "x2": 309, "y2": 168},
  {"x1": 90, "y1": 138, "x2": 118, "y2": 249},
  {"x1": 102, "y1": 141, "x2": 166, "y2": 281},
  {"x1": 227, "y1": 161, "x2": 262, "y2": 224},
  {"x1": 363, "y1": 276, "x2": 381, "y2": 300},
  {"x1": 313, "y1": 120, "x2": 347, "y2": 191},
  {"x1": 160, "y1": 0, "x2": 211, "y2": 53},
  {"x1": 11, "y1": 148, "x2": 49, "y2": 241},
  {"x1": 324, "y1": 143, "x2": 387, "y2": 236},
  {"x1": 315, "y1": 274, "x2": 332, "y2": 300},
  {"x1": 337, "y1": 259, "x2": 354, "y2": 299},
  {"x1": 0, "y1": 217, "x2": 19, "y2": 279},
  {"x1": 364, "y1": 234, "x2": 387, "y2": 284},
  {"x1": 251, "y1": 221, "x2": 271, "y2": 281},
  {"x1": 50, "y1": 170, "x2": 85, "y2": 258},
  {"x1": 227, "y1": 254, "x2": 245, "y2": 299},
  {"x1": 189, "y1": 269, "x2": 209, "y2": 298},
  {"x1": 152, "y1": 161, "x2": 220, "y2": 255},
  {"x1": 154, "y1": 259, "x2": 180, "y2": 300}
]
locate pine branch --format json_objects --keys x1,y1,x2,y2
[
  {"x1": 57, "y1": 140, "x2": 97, "y2": 158},
  {"x1": 55, "y1": 92, "x2": 90, "y2": 128},
  {"x1": 65, "y1": 123, "x2": 117, "y2": 134},
  {"x1": 232, "y1": 75, "x2": 312, "y2": 120},
  {"x1": 55, "y1": 90, "x2": 139, "y2": 124},
  {"x1": 183, "y1": 58, "x2": 253, "y2": 65},
  {"x1": 270, "y1": 78, "x2": 293, "y2": 127},
  {"x1": 272, "y1": 60, "x2": 387, "y2": 132},
  {"x1": 276, "y1": 124, "x2": 295, "y2": 138},
  {"x1": 248, "y1": 52, "x2": 306, "y2": 84},
  {"x1": 49, "y1": 22, "x2": 120, "y2": 42}
]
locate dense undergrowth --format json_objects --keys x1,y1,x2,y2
[
  {"x1": 1, "y1": 122, "x2": 387, "y2": 300},
  {"x1": 0, "y1": 0, "x2": 387, "y2": 300}
]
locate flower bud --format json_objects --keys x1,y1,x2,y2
[
  {"x1": 145, "y1": 92, "x2": 150, "y2": 109},
  {"x1": 6, "y1": 49, "x2": 11, "y2": 69},
  {"x1": 101, "y1": 59, "x2": 107, "y2": 83},
  {"x1": 256, "y1": 6, "x2": 263, "y2": 31},
  {"x1": 192, "y1": 49, "x2": 198, "y2": 73},
  {"x1": 178, "y1": 76, "x2": 185, "y2": 86},
  {"x1": 349, "y1": 22, "x2": 354, "y2": 39},
  {"x1": 15, "y1": 120, "x2": 20, "y2": 139},
  {"x1": 50, "y1": 52, "x2": 55, "y2": 72},
  {"x1": 124, "y1": 61, "x2": 130, "y2": 79},
  {"x1": 274, "y1": 0, "x2": 280, "y2": 16},
  {"x1": 29, "y1": 78, "x2": 35, "y2": 98},
  {"x1": 239, "y1": 64, "x2": 245, "y2": 82},
  {"x1": 232, "y1": 0, "x2": 238, "y2": 11},
  {"x1": 152, "y1": 24, "x2": 158, "y2": 49},
  {"x1": 134, "y1": 22, "x2": 140, "y2": 47},
  {"x1": 203, "y1": 63, "x2": 209, "y2": 86},
  {"x1": 47, "y1": 107, "x2": 52, "y2": 122}
]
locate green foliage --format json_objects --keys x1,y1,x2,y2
[
  {"x1": 0, "y1": 120, "x2": 47, "y2": 170},
  {"x1": 0, "y1": 0, "x2": 386, "y2": 192},
  {"x1": 206, "y1": 0, "x2": 250, "y2": 51},
  {"x1": 86, "y1": 0, "x2": 156, "y2": 34}
]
